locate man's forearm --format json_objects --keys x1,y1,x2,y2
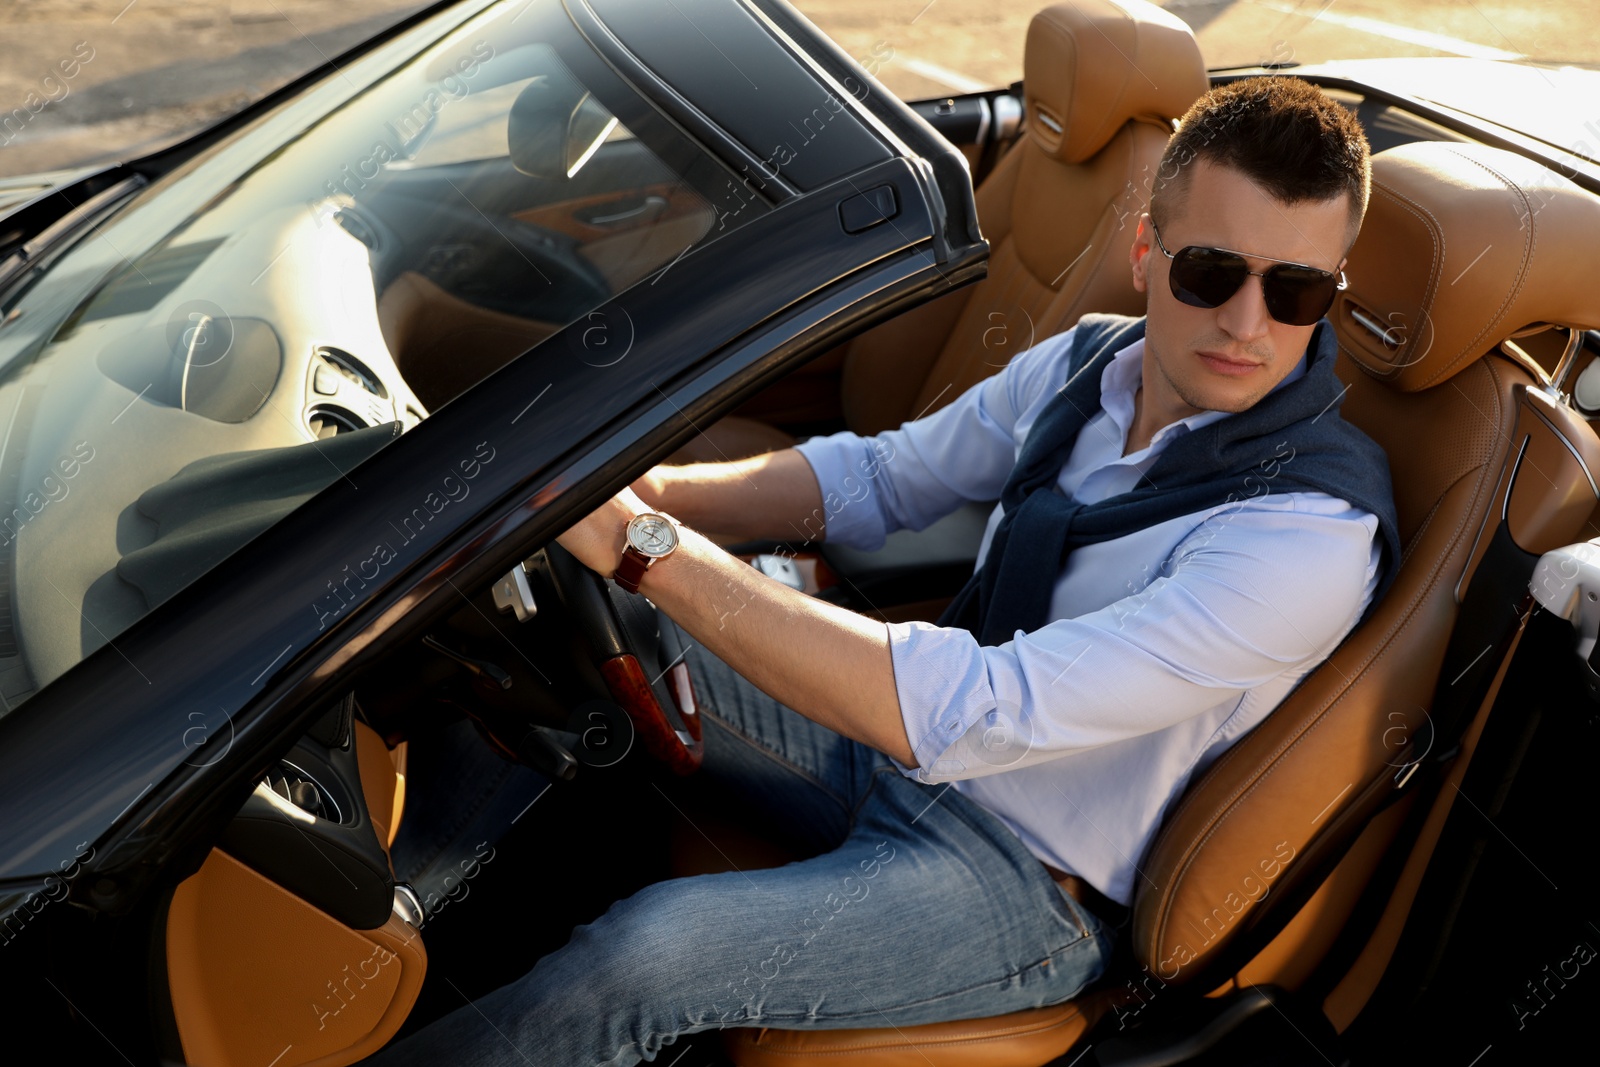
[
  {"x1": 567, "y1": 460, "x2": 916, "y2": 763},
  {"x1": 636, "y1": 449, "x2": 828, "y2": 543},
  {"x1": 638, "y1": 524, "x2": 915, "y2": 767}
]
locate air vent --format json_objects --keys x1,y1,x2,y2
[
  {"x1": 267, "y1": 773, "x2": 324, "y2": 817},
  {"x1": 314, "y1": 346, "x2": 387, "y2": 399},
  {"x1": 333, "y1": 207, "x2": 379, "y2": 250},
  {"x1": 307, "y1": 404, "x2": 366, "y2": 438},
  {"x1": 261, "y1": 760, "x2": 343, "y2": 822}
]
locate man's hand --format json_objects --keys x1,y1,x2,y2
[{"x1": 553, "y1": 487, "x2": 650, "y2": 579}]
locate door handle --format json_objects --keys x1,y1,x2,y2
[{"x1": 580, "y1": 195, "x2": 667, "y2": 227}]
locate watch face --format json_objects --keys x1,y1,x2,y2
[{"x1": 627, "y1": 514, "x2": 678, "y2": 557}]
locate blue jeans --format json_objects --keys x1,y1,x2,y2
[{"x1": 368, "y1": 634, "x2": 1116, "y2": 1066}]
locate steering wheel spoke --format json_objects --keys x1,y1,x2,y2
[
  {"x1": 543, "y1": 543, "x2": 704, "y2": 773},
  {"x1": 598, "y1": 653, "x2": 702, "y2": 774}
]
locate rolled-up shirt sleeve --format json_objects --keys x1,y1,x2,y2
[
  {"x1": 792, "y1": 327, "x2": 1078, "y2": 550},
  {"x1": 887, "y1": 496, "x2": 1380, "y2": 782}
]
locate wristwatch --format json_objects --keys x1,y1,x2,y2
[{"x1": 614, "y1": 512, "x2": 680, "y2": 594}]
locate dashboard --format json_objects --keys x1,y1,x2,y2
[{"x1": 0, "y1": 200, "x2": 428, "y2": 698}]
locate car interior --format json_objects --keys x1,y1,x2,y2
[
  {"x1": 0, "y1": 0, "x2": 761, "y2": 709},
  {"x1": 117, "y1": 1, "x2": 1600, "y2": 1065}
]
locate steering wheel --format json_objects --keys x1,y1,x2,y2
[{"x1": 542, "y1": 543, "x2": 704, "y2": 774}]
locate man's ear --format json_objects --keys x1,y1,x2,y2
[{"x1": 1130, "y1": 213, "x2": 1152, "y2": 294}]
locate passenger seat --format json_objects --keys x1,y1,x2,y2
[{"x1": 675, "y1": 0, "x2": 1208, "y2": 462}]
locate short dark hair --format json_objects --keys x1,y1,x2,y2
[{"x1": 1150, "y1": 77, "x2": 1371, "y2": 253}]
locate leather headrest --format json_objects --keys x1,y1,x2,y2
[
  {"x1": 1023, "y1": 0, "x2": 1207, "y2": 164},
  {"x1": 1337, "y1": 141, "x2": 1600, "y2": 392}
]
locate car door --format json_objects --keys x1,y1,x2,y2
[
  {"x1": 721, "y1": 82, "x2": 1027, "y2": 435},
  {"x1": 131, "y1": 170, "x2": 975, "y2": 1067},
  {"x1": 0, "y1": 2, "x2": 985, "y2": 1062}
]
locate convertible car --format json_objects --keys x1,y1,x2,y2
[{"x1": 2, "y1": 0, "x2": 1598, "y2": 1064}]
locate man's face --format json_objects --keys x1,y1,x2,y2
[{"x1": 1129, "y1": 159, "x2": 1354, "y2": 415}]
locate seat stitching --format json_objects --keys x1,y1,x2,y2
[
  {"x1": 740, "y1": 1005, "x2": 1086, "y2": 1054},
  {"x1": 1057, "y1": 20, "x2": 1080, "y2": 157},
  {"x1": 730, "y1": 935, "x2": 1103, "y2": 1041},
  {"x1": 1079, "y1": 9, "x2": 1138, "y2": 164},
  {"x1": 1352, "y1": 184, "x2": 1442, "y2": 386},
  {"x1": 1414, "y1": 148, "x2": 1537, "y2": 390}
]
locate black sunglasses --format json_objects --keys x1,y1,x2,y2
[{"x1": 1150, "y1": 221, "x2": 1347, "y2": 327}]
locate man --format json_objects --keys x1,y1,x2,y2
[{"x1": 373, "y1": 76, "x2": 1399, "y2": 1066}]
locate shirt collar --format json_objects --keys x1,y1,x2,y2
[{"x1": 1098, "y1": 335, "x2": 1310, "y2": 451}]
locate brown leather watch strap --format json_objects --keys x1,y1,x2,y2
[{"x1": 614, "y1": 547, "x2": 651, "y2": 594}]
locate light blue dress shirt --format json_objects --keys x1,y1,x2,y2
[{"x1": 793, "y1": 324, "x2": 1382, "y2": 906}]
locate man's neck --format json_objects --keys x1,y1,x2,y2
[
  {"x1": 1124, "y1": 384, "x2": 1205, "y2": 458},
  {"x1": 1123, "y1": 388, "x2": 1152, "y2": 458},
  {"x1": 1123, "y1": 332, "x2": 1229, "y2": 458}
]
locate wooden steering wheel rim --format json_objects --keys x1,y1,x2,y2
[{"x1": 544, "y1": 543, "x2": 703, "y2": 773}]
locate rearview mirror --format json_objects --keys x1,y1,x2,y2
[
  {"x1": 508, "y1": 72, "x2": 617, "y2": 180},
  {"x1": 563, "y1": 93, "x2": 619, "y2": 178}
]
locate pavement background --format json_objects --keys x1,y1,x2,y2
[{"x1": 0, "y1": 0, "x2": 1595, "y2": 177}]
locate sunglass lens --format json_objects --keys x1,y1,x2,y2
[
  {"x1": 1262, "y1": 266, "x2": 1338, "y2": 326},
  {"x1": 1169, "y1": 247, "x2": 1248, "y2": 310}
]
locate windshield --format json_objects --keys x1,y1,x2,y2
[{"x1": 0, "y1": 0, "x2": 765, "y2": 710}]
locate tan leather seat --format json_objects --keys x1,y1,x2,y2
[
  {"x1": 673, "y1": 0, "x2": 1208, "y2": 463},
  {"x1": 674, "y1": 140, "x2": 1600, "y2": 1064}
]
